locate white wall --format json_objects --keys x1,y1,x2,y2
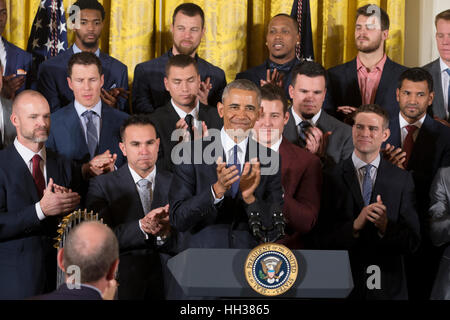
[{"x1": 404, "y1": 0, "x2": 449, "y2": 67}]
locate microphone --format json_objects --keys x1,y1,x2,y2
[{"x1": 248, "y1": 211, "x2": 264, "y2": 242}]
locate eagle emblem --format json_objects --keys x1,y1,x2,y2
[{"x1": 259, "y1": 256, "x2": 284, "y2": 284}]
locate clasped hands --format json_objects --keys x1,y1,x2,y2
[
  {"x1": 140, "y1": 204, "x2": 171, "y2": 237},
  {"x1": 353, "y1": 195, "x2": 388, "y2": 236},
  {"x1": 82, "y1": 150, "x2": 117, "y2": 179},
  {"x1": 40, "y1": 178, "x2": 80, "y2": 217}
]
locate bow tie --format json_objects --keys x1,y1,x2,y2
[{"x1": 267, "y1": 58, "x2": 298, "y2": 73}]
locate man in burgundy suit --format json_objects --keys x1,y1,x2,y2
[{"x1": 253, "y1": 84, "x2": 322, "y2": 248}]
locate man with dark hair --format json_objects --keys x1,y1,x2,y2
[
  {"x1": 0, "y1": 60, "x2": 15, "y2": 149},
  {"x1": 86, "y1": 114, "x2": 174, "y2": 299},
  {"x1": 0, "y1": 0, "x2": 33, "y2": 100},
  {"x1": 149, "y1": 54, "x2": 222, "y2": 171},
  {"x1": 324, "y1": 4, "x2": 407, "y2": 121},
  {"x1": 46, "y1": 52, "x2": 129, "y2": 180},
  {"x1": 424, "y1": 9, "x2": 450, "y2": 122},
  {"x1": 283, "y1": 61, "x2": 353, "y2": 168},
  {"x1": 133, "y1": 2, "x2": 226, "y2": 113},
  {"x1": 35, "y1": 221, "x2": 119, "y2": 300},
  {"x1": 38, "y1": 0, "x2": 129, "y2": 112},
  {"x1": 253, "y1": 84, "x2": 322, "y2": 249},
  {"x1": 236, "y1": 13, "x2": 302, "y2": 100},
  {"x1": 312, "y1": 103, "x2": 420, "y2": 299},
  {"x1": 382, "y1": 67, "x2": 450, "y2": 299}
]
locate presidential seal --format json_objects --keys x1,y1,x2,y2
[{"x1": 245, "y1": 243, "x2": 298, "y2": 296}]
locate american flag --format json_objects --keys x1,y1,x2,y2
[
  {"x1": 27, "y1": 0, "x2": 68, "y2": 67},
  {"x1": 291, "y1": 0, "x2": 314, "y2": 61}
]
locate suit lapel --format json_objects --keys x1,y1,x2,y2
[
  {"x1": 284, "y1": 108, "x2": 300, "y2": 145},
  {"x1": 119, "y1": 165, "x2": 146, "y2": 218},
  {"x1": 431, "y1": 60, "x2": 446, "y2": 119},
  {"x1": 387, "y1": 116, "x2": 401, "y2": 147},
  {"x1": 408, "y1": 115, "x2": 433, "y2": 169},
  {"x1": 65, "y1": 104, "x2": 90, "y2": 155},
  {"x1": 3, "y1": 39, "x2": 17, "y2": 75},
  {"x1": 347, "y1": 59, "x2": 362, "y2": 106},
  {"x1": 9, "y1": 145, "x2": 40, "y2": 202},
  {"x1": 152, "y1": 170, "x2": 171, "y2": 209},
  {"x1": 374, "y1": 57, "x2": 394, "y2": 104},
  {"x1": 342, "y1": 158, "x2": 365, "y2": 211}
]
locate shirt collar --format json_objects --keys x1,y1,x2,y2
[
  {"x1": 13, "y1": 138, "x2": 47, "y2": 164},
  {"x1": 351, "y1": 151, "x2": 381, "y2": 171},
  {"x1": 356, "y1": 54, "x2": 387, "y2": 72},
  {"x1": 72, "y1": 44, "x2": 100, "y2": 57},
  {"x1": 439, "y1": 57, "x2": 450, "y2": 73},
  {"x1": 291, "y1": 107, "x2": 321, "y2": 126},
  {"x1": 269, "y1": 136, "x2": 283, "y2": 152},
  {"x1": 220, "y1": 127, "x2": 248, "y2": 158},
  {"x1": 74, "y1": 99, "x2": 103, "y2": 118},
  {"x1": 170, "y1": 99, "x2": 200, "y2": 120},
  {"x1": 128, "y1": 165, "x2": 156, "y2": 185},
  {"x1": 399, "y1": 112, "x2": 426, "y2": 130}
]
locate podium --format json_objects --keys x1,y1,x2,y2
[{"x1": 167, "y1": 248, "x2": 353, "y2": 298}]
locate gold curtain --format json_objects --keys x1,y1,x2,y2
[{"x1": 3, "y1": 0, "x2": 404, "y2": 84}]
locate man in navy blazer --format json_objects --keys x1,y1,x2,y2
[
  {"x1": 37, "y1": 0, "x2": 129, "y2": 113},
  {"x1": 324, "y1": 4, "x2": 407, "y2": 121},
  {"x1": 86, "y1": 115, "x2": 174, "y2": 299},
  {"x1": 47, "y1": 52, "x2": 129, "y2": 180},
  {"x1": 0, "y1": 91, "x2": 81, "y2": 299},
  {"x1": 170, "y1": 79, "x2": 283, "y2": 250},
  {"x1": 0, "y1": 0, "x2": 33, "y2": 99}
]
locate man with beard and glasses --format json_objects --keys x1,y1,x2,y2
[
  {"x1": 236, "y1": 14, "x2": 303, "y2": 102},
  {"x1": 37, "y1": 0, "x2": 129, "y2": 113},
  {"x1": 324, "y1": 4, "x2": 407, "y2": 122},
  {"x1": 0, "y1": 91, "x2": 81, "y2": 299},
  {"x1": 133, "y1": 3, "x2": 226, "y2": 114}
]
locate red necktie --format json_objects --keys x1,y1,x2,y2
[
  {"x1": 403, "y1": 125, "x2": 417, "y2": 168},
  {"x1": 32, "y1": 154, "x2": 46, "y2": 198}
]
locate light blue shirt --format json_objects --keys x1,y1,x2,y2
[
  {"x1": 72, "y1": 43, "x2": 100, "y2": 57},
  {"x1": 74, "y1": 100, "x2": 102, "y2": 145}
]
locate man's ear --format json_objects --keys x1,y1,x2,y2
[
  {"x1": 106, "y1": 259, "x2": 120, "y2": 281},
  {"x1": 57, "y1": 249, "x2": 65, "y2": 273}
]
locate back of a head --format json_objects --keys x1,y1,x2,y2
[
  {"x1": 356, "y1": 4, "x2": 390, "y2": 31},
  {"x1": 63, "y1": 221, "x2": 118, "y2": 284}
]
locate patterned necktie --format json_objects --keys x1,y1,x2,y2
[
  {"x1": 185, "y1": 114, "x2": 194, "y2": 140},
  {"x1": 403, "y1": 124, "x2": 417, "y2": 168},
  {"x1": 297, "y1": 121, "x2": 311, "y2": 146},
  {"x1": 137, "y1": 179, "x2": 152, "y2": 215},
  {"x1": 228, "y1": 145, "x2": 241, "y2": 198},
  {"x1": 82, "y1": 110, "x2": 98, "y2": 159},
  {"x1": 32, "y1": 154, "x2": 46, "y2": 199},
  {"x1": 362, "y1": 164, "x2": 373, "y2": 206},
  {"x1": 446, "y1": 69, "x2": 450, "y2": 117}
]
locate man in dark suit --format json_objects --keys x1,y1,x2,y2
[
  {"x1": 253, "y1": 84, "x2": 322, "y2": 249},
  {"x1": 37, "y1": 0, "x2": 129, "y2": 112},
  {"x1": 0, "y1": 61, "x2": 15, "y2": 149},
  {"x1": 132, "y1": 3, "x2": 226, "y2": 113},
  {"x1": 86, "y1": 115, "x2": 174, "y2": 300},
  {"x1": 423, "y1": 9, "x2": 450, "y2": 122},
  {"x1": 283, "y1": 61, "x2": 353, "y2": 168},
  {"x1": 382, "y1": 67, "x2": 450, "y2": 299},
  {"x1": 313, "y1": 104, "x2": 421, "y2": 299},
  {"x1": 0, "y1": 90, "x2": 81, "y2": 299},
  {"x1": 46, "y1": 52, "x2": 129, "y2": 180},
  {"x1": 149, "y1": 54, "x2": 222, "y2": 171},
  {"x1": 35, "y1": 221, "x2": 119, "y2": 300},
  {"x1": 236, "y1": 14, "x2": 303, "y2": 101},
  {"x1": 169, "y1": 79, "x2": 283, "y2": 250},
  {"x1": 0, "y1": 0, "x2": 33, "y2": 99},
  {"x1": 324, "y1": 4, "x2": 407, "y2": 121}
]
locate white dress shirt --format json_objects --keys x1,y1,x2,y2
[
  {"x1": 398, "y1": 113, "x2": 425, "y2": 148},
  {"x1": 291, "y1": 107, "x2": 322, "y2": 127},
  {"x1": 352, "y1": 151, "x2": 380, "y2": 193},
  {"x1": 171, "y1": 99, "x2": 201, "y2": 130},
  {"x1": 14, "y1": 138, "x2": 47, "y2": 220}
]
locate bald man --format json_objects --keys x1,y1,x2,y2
[
  {"x1": 0, "y1": 90, "x2": 81, "y2": 299},
  {"x1": 35, "y1": 221, "x2": 119, "y2": 300}
]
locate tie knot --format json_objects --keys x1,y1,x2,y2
[
  {"x1": 185, "y1": 114, "x2": 194, "y2": 127},
  {"x1": 32, "y1": 154, "x2": 42, "y2": 164},
  {"x1": 299, "y1": 121, "x2": 311, "y2": 129},
  {"x1": 137, "y1": 179, "x2": 150, "y2": 189},
  {"x1": 363, "y1": 164, "x2": 373, "y2": 174},
  {"x1": 82, "y1": 110, "x2": 96, "y2": 120},
  {"x1": 405, "y1": 124, "x2": 417, "y2": 134},
  {"x1": 446, "y1": 68, "x2": 450, "y2": 76}
]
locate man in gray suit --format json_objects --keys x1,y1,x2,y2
[
  {"x1": 423, "y1": 9, "x2": 450, "y2": 123},
  {"x1": 0, "y1": 61, "x2": 15, "y2": 149},
  {"x1": 429, "y1": 167, "x2": 450, "y2": 299},
  {"x1": 284, "y1": 61, "x2": 353, "y2": 168}
]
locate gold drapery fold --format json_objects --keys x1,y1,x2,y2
[{"x1": 3, "y1": 0, "x2": 404, "y2": 83}]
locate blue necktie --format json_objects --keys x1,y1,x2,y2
[
  {"x1": 229, "y1": 144, "x2": 241, "y2": 198},
  {"x1": 362, "y1": 164, "x2": 373, "y2": 206},
  {"x1": 298, "y1": 121, "x2": 311, "y2": 146},
  {"x1": 82, "y1": 110, "x2": 98, "y2": 159},
  {"x1": 446, "y1": 69, "x2": 450, "y2": 117}
]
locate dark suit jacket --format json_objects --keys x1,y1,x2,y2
[
  {"x1": 423, "y1": 59, "x2": 447, "y2": 120},
  {"x1": 284, "y1": 108, "x2": 353, "y2": 168},
  {"x1": 132, "y1": 49, "x2": 227, "y2": 113},
  {"x1": 46, "y1": 102, "x2": 129, "y2": 169},
  {"x1": 1, "y1": 97, "x2": 15, "y2": 149},
  {"x1": 149, "y1": 102, "x2": 223, "y2": 171},
  {"x1": 86, "y1": 164, "x2": 173, "y2": 300},
  {"x1": 324, "y1": 57, "x2": 407, "y2": 120},
  {"x1": 37, "y1": 46, "x2": 129, "y2": 112},
  {"x1": 3, "y1": 38, "x2": 33, "y2": 93},
  {"x1": 276, "y1": 138, "x2": 322, "y2": 249},
  {"x1": 0, "y1": 145, "x2": 80, "y2": 299},
  {"x1": 313, "y1": 157, "x2": 421, "y2": 299},
  {"x1": 33, "y1": 283, "x2": 102, "y2": 300},
  {"x1": 169, "y1": 136, "x2": 283, "y2": 249}
]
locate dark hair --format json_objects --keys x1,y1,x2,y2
[
  {"x1": 165, "y1": 54, "x2": 199, "y2": 77},
  {"x1": 120, "y1": 114, "x2": 158, "y2": 141},
  {"x1": 398, "y1": 67, "x2": 434, "y2": 93},
  {"x1": 63, "y1": 222, "x2": 118, "y2": 283},
  {"x1": 353, "y1": 104, "x2": 390, "y2": 129},
  {"x1": 260, "y1": 84, "x2": 289, "y2": 114},
  {"x1": 173, "y1": 3, "x2": 205, "y2": 28},
  {"x1": 291, "y1": 61, "x2": 327, "y2": 87},
  {"x1": 356, "y1": 4, "x2": 390, "y2": 31},
  {"x1": 270, "y1": 13, "x2": 299, "y2": 34},
  {"x1": 68, "y1": 52, "x2": 102, "y2": 77},
  {"x1": 435, "y1": 9, "x2": 450, "y2": 26},
  {"x1": 71, "y1": 0, "x2": 105, "y2": 21}
]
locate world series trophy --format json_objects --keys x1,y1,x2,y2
[{"x1": 53, "y1": 209, "x2": 102, "y2": 288}]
